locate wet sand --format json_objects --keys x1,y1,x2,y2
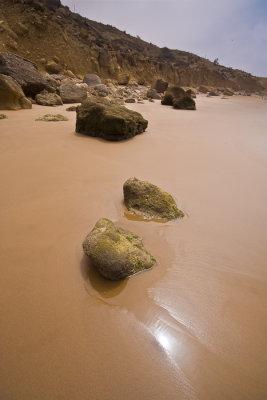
[{"x1": 0, "y1": 96, "x2": 267, "y2": 400}]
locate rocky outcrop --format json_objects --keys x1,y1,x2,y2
[
  {"x1": 82, "y1": 218, "x2": 156, "y2": 280},
  {"x1": 76, "y1": 97, "x2": 148, "y2": 141},
  {"x1": 35, "y1": 90, "x2": 63, "y2": 106},
  {"x1": 0, "y1": 73, "x2": 32, "y2": 110},
  {"x1": 0, "y1": 52, "x2": 53, "y2": 96},
  {"x1": 83, "y1": 74, "x2": 101, "y2": 87},
  {"x1": 58, "y1": 84, "x2": 87, "y2": 103},
  {"x1": 123, "y1": 177, "x2": 184, "y2": 220}
]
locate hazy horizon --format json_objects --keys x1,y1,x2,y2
[{"x1": 61, "y1": 0, "x2": 267, "y2": 77}]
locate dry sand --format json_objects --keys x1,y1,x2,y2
[{"x1": 0, "y1": 96, "x2": 267, "y2": 400}]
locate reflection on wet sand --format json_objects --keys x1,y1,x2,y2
[{"x1": 0, "y1": 97, "x2": 267, "y2": 400}]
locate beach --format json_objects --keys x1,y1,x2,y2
[{"x1": 0, "y1": 95, "x2": 267, "y2": 400}]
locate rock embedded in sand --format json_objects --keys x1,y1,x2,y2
[
  {"x1": 0, "y1": 73, "x2": 32, "y2": 110},
  {"x1": 123, "y1": 177, "x2": 184, "y2": 220},
  {"x1": 173, "y1": 96, "x2": 196, "y2": 110},
  {"x1": 58, "y1": 84, "x2": 87, "y2": 103},
  {"x1": 83, "y1": 218, "x2": 156, "y2": 280},
  {"x1": 36, "y1": 114, "x2": 68, "y2": 121},
  {"x1": 0, "y1": 113, "x2": 7, "y2": 119},
  {"x1": 76, "y1": 97, "x2": 148, "y2": 141},
  {"x1": 35, "y1": 90, "x2": 63, "y2": 106}
]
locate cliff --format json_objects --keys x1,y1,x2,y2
[{"x1": 0, "y1": 0, "x2": 266, "y2": 93}]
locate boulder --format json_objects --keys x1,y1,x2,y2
[
  {"x1": 0, "y1": 52, "x2": 53, "y2": 96},
  {"x1": 35, "y1": 90, "x2": 63, "y2": 106},
  {"x1": 123, "y1": 177, "x2": 184, "y2": 220},
  {"x1": 198, "y1": 85, "x2": 210, "y2": 94},
  {"x1": 173, "y1": 96, "x2": 196, "y2": 110},
  {"x1": 118, "y1": 73, "x2": 130, "y2": 85},
  {"x1": 83, "y1": 73, "x2": 101, "y2": 87},
  {"x1": 93, "y1": 84, "x2": 109, "y2": 96},
  {"x1": 82, "y1": 218, "x2": 156, "y2": 280},
  {"x1": 0, "y1": 74, "x2": 32, "y2": 110},
  {"x1": 147, "y1": 88, "x2": 161, "y2": 99},
  {"x1": 161, "y1": 86, "x2": 186, "y2": 105},
  {"x1": 154, "y1": 79, "x2": 168, "y2": 93},
  {"x1": 125, "y1": 98, "x2": 135, "y2": 103},
  {"x1": 223, "y1": 88, "x2": 234, "y2": 96},
  {"x1": 76, "y1": 97, "x2": 148, "y2": 141},
  {"x1": 58, "y1": 84, "x2": 87, "y2": 103},
  {"x1": 45, "y1": 61, "x2": 63, "y2": 74}
]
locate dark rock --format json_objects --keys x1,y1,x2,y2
[
  {"x1": 0, "y1": 114, "x2": 7, "y2": 119},
  {"x1": 35, "y1": 90, "x2": 63, "y2": 106},
  {"x1": 82, "y1": 218, "x2": 156, "y2": 280},
  {"x1": 0, "y1": 52, "x2": 53, "y2": 96},
  {"x1": 76, "y1": 97, "x2": 148, "y2": 141},
  {"x1": 147, "y1": 88, "x2": 161, "y2": 99},
  {"x1": 123, "y1": 177, "x2": 184, "y2": 220},
  {"x1": 125, "y1": 98, "x2": 135, "y2": 103},
  {"x1": 161, "y1": 86, "x2": 186, "y2": 105},
  {"x1": 58, "y1": 84, "x2": 87, "y2": 103},
  {"x1": 208, "y1": 91, "x2": 219, "y2": 96},
  {"x1": 0, "y1": 73, "x2": 32, "y2": 110},
  {"x1": 173, "y1": 96, "x2": 196, "y2": 110},
  {"x1": 154, "y1": 78, "x2": 168, "y2": 93},
  {"x1": 83, "y1": 73, "x2": 101, "y2": 87},
  {"x1": 66, "y1": 105, "x2": 77, "y2": 111}
]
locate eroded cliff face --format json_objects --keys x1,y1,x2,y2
[{"x1": 0, "y1": 0, "x2": 265, "y2": 92}]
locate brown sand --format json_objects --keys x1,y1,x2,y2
[{"x1": 0, "y1": 96, "x2": 267, "y2": 400}]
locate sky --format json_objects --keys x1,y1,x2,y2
[{"x1": 61, "y1": 0, "x2": 267, "y2": 77}]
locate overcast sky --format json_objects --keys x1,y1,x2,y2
[{"x1": 61, "y1": 0, "x2": 267, "y2": 77}]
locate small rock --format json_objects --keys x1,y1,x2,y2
[
  {"x1": 45, "y1": 61, "x2": 63, "y2": 74},
  {"x1": 35, "y1": 90, "x2": 63, "y2": 106},
  {"x1": 66, "y1": 105, "x2": 77, "y2": 111},
  {"x1": 123, "y1": 177, "x2": 184, "y2": 220},
  {"x1": 83, "y1": 73, "x2": 101, "y2": 87},
  {"x1": 36, "y1": 114, "x2": 68, "y2": 122},
  {"x1": 125, "y1": 98, "x2": 135, "y2": 103},
  {"x1": 58, "y1": 84, "x2": 87, "y2": 103},
  {"x1": 94, "y1": 84, "x2": 109, "y2": 96},
  {"x1": 82, "y1": 218, "x2": 156, "y2": 280},
  {"x1": 0, "y1": 114, "x2": 7, "y2": 119},
  {"x1": 147, "y1": 88, "x2": 161, "y2": 99}
]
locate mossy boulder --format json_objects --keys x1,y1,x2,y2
[
  {"x1": 123, "y1": 177, "x2": 184, "y2": 220},
  {"x1": 83, "y1": 218, "x2": 156, "y2": 280},
  {"x1": 173, "y1": 96, "x2": 196, "y2": 110},
  {"x1": 76, "y1": 97, "x2": 148, "y2": 141}
]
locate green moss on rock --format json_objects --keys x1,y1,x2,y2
[
  {"x1": 36, "y1": 114, "x2": 68, "y2": 121},
  {"x1": 123, "y1": 177, "x2": 184, "y2": 220},
  {"x1": 76, "y1": 97, "x2": 148, "y2": 141},
  {"x1": 83, "y1": 218, "x2": 156, "y2": 280}
]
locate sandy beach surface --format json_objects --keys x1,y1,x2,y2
[{"x1": 0, "y1": 95, "x2": 267, "y2": 400}]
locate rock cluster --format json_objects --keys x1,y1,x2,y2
[{"x1": 161, "y1": 86, "x2": 196, "y2": 110}]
